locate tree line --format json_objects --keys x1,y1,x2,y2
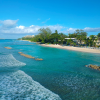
[{"x1": 20, "y1": 28, "x2": 100, "y2": 47}]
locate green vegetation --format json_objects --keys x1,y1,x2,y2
[
  {"x1": 20, "y1": 28, "x2": 100, "y2": 47},
  {"x1": 31, "y1": 28, "x2": 68, "y2": 44}
]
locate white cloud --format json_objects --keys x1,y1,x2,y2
[
  {"x1": 0, "y1": 20, "x2": 65, "y2": 34},
  {"x1": 64, "y1": 28, "x2": 76, "y2": 33},
  {"x1": 42, "y1": 18, "x2": 50, "y2": 23},
  {"x1": 64, "y1": 27, "x2": 100, "y2": 33},
  {"x1": 0, "y1": 19, "x2": 19, "y2": 28},
  {"x1": 16, "y1": 25, "x2": 25, "y2": 29},
  {"x1": 30, "y1": 25, "x2": 35, "y2": 27},
  {"x1": 1, "y1": 24, "x2": 64, "y2": 34},
  {"x1": 0, "y1": 19, "x2": 100, "y2": 35},
  {"x1": 84, "y1": 27, "x2": 100, "y2": 32},
  {"x1": 46, "y1": 25, "x2": 65, "y2": 33}
]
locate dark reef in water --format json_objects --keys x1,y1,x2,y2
[{"x1": 86, "y1": 64, "x2": 100, "y2": 71}]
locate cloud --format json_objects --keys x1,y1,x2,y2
[
  {"x1": 0, "y1": 20, "x2": 65, "y2": 34},
  {"x1": 42, "y1": 18, "x2": 50, "y2": 23},
  {"x1": 1, "y1": 25, "x2": 64, "y2": 34},
  {"x1": 16, "y1": 25, "x2": 25, "y2": 29},
  {"x1": 84, "y1": 27, "x2": 100, "y2": 32},
  {"x1": 0, "y1": 19, "x2": 19, "y2": 28},
  {"x1": 46, "y1": 25, "x2": 65, "y2": 33},
  {"x1": 64, "y1": 27, "x2": 100, "y2": 33},
  {"x1": 64, "y1": 28, "x2": 76, "y2": 33},
  {"x1": 0, "y1": 19, "x2": 100, "y2": 35}
]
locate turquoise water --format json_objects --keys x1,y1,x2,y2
[{"x1": 0, "y1": 39, "x2": 100, "y2": 100}]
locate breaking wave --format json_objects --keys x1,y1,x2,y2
[
  {"x1": 0, "y1": 54, "x2": 61, "y2": 100},
  {"x1": 0, "y1": 54, "x2": 26, "y2": 70},
  {"x1": 0, "y1": 70, "x2": 61, "y2": 100}
]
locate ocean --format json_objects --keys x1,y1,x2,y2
[{"x1": 0, "y1": 39, "x2": 100, "y2": 100}]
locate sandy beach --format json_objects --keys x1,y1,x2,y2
[{"x1": 41, "y1": 44, "x2": 100, "y2": 54}]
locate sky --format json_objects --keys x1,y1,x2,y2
[{"x1": 0, "y1": 0, "x2": 100, "y2": 39}]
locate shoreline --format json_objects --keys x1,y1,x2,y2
[
  {"x1": 20, "y1": 40, "x2": 100, "y2": 54},
  {"x1": 40, "y1": 44, "x2": 100, "y2": 54},
  {"x1": 20, "y1": 40, "x2": 31, "y2": 42}
]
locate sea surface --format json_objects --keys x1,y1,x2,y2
[{"x1": 0, "y1": 39, "x2": 100, "y2": 100}]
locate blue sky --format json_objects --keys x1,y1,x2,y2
[{"x1": 0, "y1": 0, "x2": 100, "y2": 39}]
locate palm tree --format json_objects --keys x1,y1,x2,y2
[
  {"x1": 90, "y1": 35, "x2": 95, "y2": 47},
  {"x1": 75, "y1": 29, "x2": 87, "y2": 46}
]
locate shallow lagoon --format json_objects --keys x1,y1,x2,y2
[{"x1": 0, "y1": 39, "x2": 100, "y2": 100}]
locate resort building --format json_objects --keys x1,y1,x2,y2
[
  {"x1": 95, "y1": 40, "x2": 100, "y2": 46},
  {"x1": 23, "y1": 35, "x2": 34, "y2": 38},
  {"x1": 65, "y1": 38, "x2": 85, "y2": 45},
  {"x1": 65, "y1": 38, "x2": 77, "y2": 42}
]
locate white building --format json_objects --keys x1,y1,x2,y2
[
  {"x1": 95, "y1": 40, "x2": 100, "y2": 46},
  {"x1": 65, "y1": 38, "x2": 77, "y2": 42},
  {"x1": 24, "y1": 35, "x2": 34, "y2": 38},
  {"x1": 65, "y1": 38, "x2": 85, "y2": 45}
]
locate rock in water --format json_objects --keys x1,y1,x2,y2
[
  {"x1": 86, "y1": 64, "x2": 100, "y2": 71},
  {"x1": 5, "y1": 47, "x2": 12, "y2": 49}
]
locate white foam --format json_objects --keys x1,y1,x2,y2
[
  {"x1": 0, "y1": 54, "x2": 26, "y2": 68},
  {"x1": 0, "y1": 70, "x2": 61, "y2": 100}
]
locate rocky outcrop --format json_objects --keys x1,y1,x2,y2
[
  {"x1": 18, "y1": 52, "x2": 35, "y2": 59},
  {"x1": 35, "y1": 58, "x2": 43, "y2": 61},
  {"x1": 5, "y1": 47, "x2": 12, "y2": 49},
  {"x1": 18, "y1": 52, "x2": 43, "y2": 60},
  {"x1": 85, "y1": 64, "x2": 100, "y2": 70}
]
